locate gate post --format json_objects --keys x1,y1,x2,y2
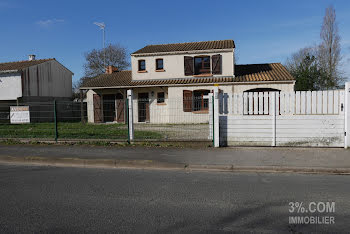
[
  {"x1": 271, "y1": 92, "x2": 276, "y2": 147},
  {"x1": 208, "y1": 93, "x2": 214, "y2": 142},
  {"x1": 127, "y1": 89, "x2": 134, "y2": 142},
  {"x1": 214, "y1": 86, "x2": 220, "y2": 147},
  {"x1": 345, "y1": 82, "x2": 350, "y2": 149}
]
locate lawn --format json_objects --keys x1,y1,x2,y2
[{"x1": 0, "y1": 122, "x2": 162, "y2": 140}]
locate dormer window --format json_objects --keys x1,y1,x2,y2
[
  {"x1": 138, "y1": 60, "x2": 146, "y2": 71},
  {"x1": 194, "y1": 56, "x2": 210, "y2": 75},
  {"x1": 156, "y1": 59, "x2": 164, "y2": 71}
]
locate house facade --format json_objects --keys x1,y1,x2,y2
[
  {"x1": 81, "y1": 40, "x2": 295, "y2": 124},
  {"x1": 0, "y1": 56, "x2": 73, "y2": 103}
]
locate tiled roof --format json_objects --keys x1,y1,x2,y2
[
  {"x1": 132, "y1": 40, "x2": 235, "y2": 54},
  {"x1": 82, "y1": 71, "x2": 133, "y2": 87},
  {"x1": 235, "y1": 63, "x2": 295, "y2": 82},
  {"x1": 0, "y1": 59, "x2": 55, "y2": 71},
  {"x1": 81, "y1": 63, "x2": 294, "y2": 88}
]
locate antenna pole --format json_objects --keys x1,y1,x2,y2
[{"x1": 94, "y1": 22, "x2": 106, "y2": 72}]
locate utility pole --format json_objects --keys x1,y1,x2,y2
[{"x1": 94, "y1": 22, "x2": 106, "y2": 71}]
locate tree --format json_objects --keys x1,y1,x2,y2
[
  {"x1": 83, "y1": 43, "x2": 130, "y2": 77},
  {"x1": 72, "y1": 77, "x2": 92, "y2": 100},
  {"x1": 286, "y1": 47, "x2": 323, "y2": 91},
  {"x1": 318, "y1": 5, "x2": 343, "y2": 88},
  {"x1": 294, "y1": 55, "x2": 322, "y2": 91},
  {"x1": 285, "y1": 5, "x2": 344, "y2": 90},
  {"x1": 286, "y1": 47, "x2": 322, "y2": 91}
]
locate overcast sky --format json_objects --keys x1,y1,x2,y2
[{"x1": 0, "y1": 0, "x2": 349, "y2": 82}]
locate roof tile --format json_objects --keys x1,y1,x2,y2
[
  {"x1": 0, "y1": 59, "x2": 55, "y2": 71},
  {"x1": 81, "y1": 63, "x2": 294, "y2": 88},
  {"x1": 132, "y1": 40, "x2": 235, "y2": 54}
]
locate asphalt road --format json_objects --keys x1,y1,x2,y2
[{"x1": 0, "y1": 164, "x2": 349, "y2": 233}]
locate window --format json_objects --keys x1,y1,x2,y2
[
  {"x1": 193, "y1": 90, "x2": 210, "y2": 111},
  {"x1": 156, "y1": 59, "x2": 164, "y2": 70},
  {"x1": 138, "y1": 60, "x2": 146, "y2": 71},
  {"x1": 157, "y1": 92, "x2": 165, "y2": 104},
  {"x1": 194, "y1": 56, "x2": 210, "y2": 75},
  {"x1": 183, "y1": 90, "x2": 210, "y2": 112}
]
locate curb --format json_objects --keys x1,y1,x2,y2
[{"x1": 0, "y1": 156, "x2": 350, "y2": 175}]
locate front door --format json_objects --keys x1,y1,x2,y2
[
  {"x1": 103, "y1": 94, "x2": 116, "y2": 122},
  {"x1": 93, "y1": 94, "x2": 103, "y2": 123},
  {"x1": 138, "y1": 93, "x2": 149, "y2": 122},
  {"x1": 116, "y1": 93, "x2": 125, "y2": 123}
]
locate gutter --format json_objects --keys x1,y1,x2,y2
[
  {"x1": 80, "y1": 80, "x2": 295, "y2": 90},
  {"x1": 131, "y1": 48, "x2": 234, "y2": 57},
  {"x1": 0, "y1": 69, "x2": 19, "y2": 74}
]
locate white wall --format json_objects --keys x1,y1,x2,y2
[
  {"x1": 220, "y1": 115, "x2": 344, "y2": 147},
  {"x1": 131, "y1": 50, "x2": 234, "y2": 81},
  {"x1": 220, "y1": 90, "x2": 346, "y2": 147},
  {"x1": 0, "y1": 72, "x2": 22, "y2": 100}
]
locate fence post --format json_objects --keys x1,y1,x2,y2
[
  {"x1": 271, "y1": 92, "x2": 276, "y2": 147},
  {"x1": 345, "y1": 82, "x2": 350, "y2": 149},
  {"x1": 208, "y1": 93, "x2": 214, "y2": 144},
  {"x1": 214, "y1": 86, "x2": 220, "y2": 147},
  {"x1": 127, "y1": 89, "x2": 134, "y2": 143},
  {"x1": 80, "y1": 90, "x2": 85, "y2": 123},
  {"x1": 54, "y1": 99, "x2": 58, "y2": 142}
]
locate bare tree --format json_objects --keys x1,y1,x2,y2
[
  {"x1": 285, "y1": 46, "x2": 317, "y2": 72},
  {"x1": 318, "y1": 5, "x2": 343, "y2": 88},
  {"x1": 83, "y1": 43, "x2": 130, "y2": 77}
]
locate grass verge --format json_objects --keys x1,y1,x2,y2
[{"x1": 0, "y1": 122, "x2": 162, "y2": 140}]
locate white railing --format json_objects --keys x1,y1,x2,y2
[{"x1": 224, "y1": 90, "x2": 345, "y2": 116}]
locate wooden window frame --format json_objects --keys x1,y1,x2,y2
[
  {"x1": 155, "y1": 58, "x2": 164, "y2": 71},
  {"x1": 193, "y1": 90, "x2": 210, "y2": 112},
  {"x1": 138, "y1": 60, "x2": 146, "y2": 72},
  {"x1": 194, "y1": 56, "x2": 211, "y2": 75}
]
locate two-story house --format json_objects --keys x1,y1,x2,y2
[{"x1": 81, "y1": 40, "x2": 295, "y2": 124}]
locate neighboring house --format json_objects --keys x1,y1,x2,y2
[
  {"x1": 0, "y1": 55, "x2": 73, "y2": 103},
  {"x1": 81, "y1": 40, "x2": 295, "y2": 124}
]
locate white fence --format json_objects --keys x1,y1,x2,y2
[{"x1": 217, "y1": 85, "x2": 350, "y2": 148}]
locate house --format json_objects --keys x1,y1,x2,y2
[
  {"x1": 0, "y1": 55, "x2": 73, "y2": 103},
  {"x1": 80, "y1": 40, "x2": 295, "y2": 124}
]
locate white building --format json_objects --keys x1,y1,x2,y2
[
  {"x1": 0, "y1": 55, "x2": 73, "y2": 103},
  {"x1": 81, "y1": 40, "x2": 295, "y2": 124}
]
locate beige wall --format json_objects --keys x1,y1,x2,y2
[
  {"x1": 86, "y1": 89, "x2": 127, "y2": 123},
  {"x1": 86, "y1": 89, "x2": 96, "y2": 123},
  {"x1": 86, "y1": 82, "x2": 295, "y2": 124},
  {"x1": 167, "y1": 85, "x2": 233, "y2": 124},
  {"x1": 132, "y1": 87, "x2": 169, "y2": 124},
  {"x1": 131, "y1": 50, "x2": 234, "y2": 81}
]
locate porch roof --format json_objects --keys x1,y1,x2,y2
[{"x1": 80, "y1": 63, "x2": 295, "y2": 89}]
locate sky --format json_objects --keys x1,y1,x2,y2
[{"x1": 1, "y1": 0, "x2": 350, "y2": 83}]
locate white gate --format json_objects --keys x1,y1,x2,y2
[{"x1": 219, "y1": 89, "x2": 348, "y2": 147}]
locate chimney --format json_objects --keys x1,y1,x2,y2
[
  {"x1": 105, "y1": 65, "x2": 118, "y2": 74},
  {"x1": 28, "y1": 55, "x2": 36, "y2": 61}
]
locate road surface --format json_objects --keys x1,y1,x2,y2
[{"x1": 0, "y1": 164, "x2": 349, "y2": 233}]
